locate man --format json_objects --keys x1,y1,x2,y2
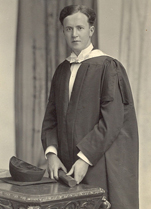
[{"x1": 41, "y1": 5, "x2": 139, "y2": 209}]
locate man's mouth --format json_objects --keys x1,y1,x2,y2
[{"x1": 72, "y1": 40, "x2": 80, "y2": 43}]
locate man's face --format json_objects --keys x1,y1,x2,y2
[{"x1": 63, "y1": 12, "x2": 95, "y2": 55}]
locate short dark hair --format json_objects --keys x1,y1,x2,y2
[{"x1": 59, "y1": 5, "x2": 96, "y2": 26}]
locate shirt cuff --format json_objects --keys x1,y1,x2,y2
[
  {"x1": 45, "y1": 146, "x2": 57, "y2": 159},
  {"x1": 77, "y1": 151, "x2": 93, "y2": 166}
]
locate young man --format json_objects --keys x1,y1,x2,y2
[{"x1": 41, "y1": 5, "x2": 139, "y2": 209}]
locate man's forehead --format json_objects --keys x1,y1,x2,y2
[{"x1": 63, "y1": 12, "x2": 89, "y2": 26}]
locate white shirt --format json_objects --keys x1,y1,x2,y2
[{"x1": 45, "y1": 43, "x2": 106, "y2": 165}]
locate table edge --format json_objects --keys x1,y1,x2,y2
[{"x1": 0, "y1": 187, "x2": 105, "y2": 203}]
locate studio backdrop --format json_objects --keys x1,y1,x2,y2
[{"x1": 15, "y1": 0, "x2": 98, "y2": 167}]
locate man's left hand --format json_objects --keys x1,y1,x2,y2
[{"x1": 67, "y1": 159, "x2": 89, "y2": 184}]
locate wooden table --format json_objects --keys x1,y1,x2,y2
[{"x1": 0, "y1": 170, "x2": 110, "y2": 209}]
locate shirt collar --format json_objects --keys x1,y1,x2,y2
[{"x1": 66, "y1": 43, "x2": 93, "y2": 63}]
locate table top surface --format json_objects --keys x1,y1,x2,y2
[{"x1": 0, "y1": 170, "x2": 104, "y2": 203}]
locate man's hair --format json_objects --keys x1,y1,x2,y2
[{"x1": 59, "y1": 5, "x2": 96, "y2": 26}]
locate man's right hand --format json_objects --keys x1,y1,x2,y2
[{"x1": 46, "y1": 153, "x2": 67, "y2": 180}]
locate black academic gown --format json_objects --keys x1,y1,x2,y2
[{"x1": 41, "y1": 56, "x2": 139, "y2": 209}]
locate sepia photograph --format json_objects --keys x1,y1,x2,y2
[{"x1": 0, "y1": 0, "x2": 151, "y2": 208}]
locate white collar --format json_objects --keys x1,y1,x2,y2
[{"x1": 66, "y1": 43, "x2": 106, "y2": 63}]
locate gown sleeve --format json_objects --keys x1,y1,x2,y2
[
  {"x1": 41, "y1": 69, "x2": 58, "y2": 152},
  {"x1": 77, "y1": 59, "x2": 133, "y2": 165}
]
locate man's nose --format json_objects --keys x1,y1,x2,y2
[{"x1": 72, "y1": 28, "x2": 78, "y2": 37}]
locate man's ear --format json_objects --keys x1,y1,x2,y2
[{"x1": 89, "y1": 26, "x2": 95, "y2": 37}]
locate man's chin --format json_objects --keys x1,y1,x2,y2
[{"x1": 71, "y1": 46, "x2": 83, "y2": 54}]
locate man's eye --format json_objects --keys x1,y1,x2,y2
[
  {"x1": 66, "y1": 28, "x2": 72, "y2": 31},
  {"x1": 77, "y1": 26, "x2": 83, "y2": 30}
]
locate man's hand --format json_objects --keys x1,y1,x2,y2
[
  {"x1": 46, "y1": 153, "x2": 67, "y2": 180},
  {"x1": 67, "y1": 159, "x2": 89, "y2": 184}
]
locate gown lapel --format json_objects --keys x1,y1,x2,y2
[
  {"x1": 57, "y1": 61, "x2": 71, "y2": 119},
  {"x1": 66, "y1": 63, "x2": 90, "y2": 161},
  {"x1": 56, "y1": 61, "x2": 72, "y2": 168}
]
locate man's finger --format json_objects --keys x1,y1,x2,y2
[
  {"x1": 50, "y1": 171, "x2": 54, "y2": 179},
  {"x1": 54, "y1": 169, "x2": 59, "y2": 180},
  {"x1": 66, "y1": 166, "x2": 74, "y2": 176},
  {"x1": 74, "y1": 171, "x2": 80, "y2": 184},
  {"x1": 47, "y1": 167, "x2": 50, "y2": 177},
  {"x1": 74, "y1": 173, "x2": 84, "y2": 184},
  {"x1": 61, "y1": 164, "x2": 67, "y2": 173}
]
